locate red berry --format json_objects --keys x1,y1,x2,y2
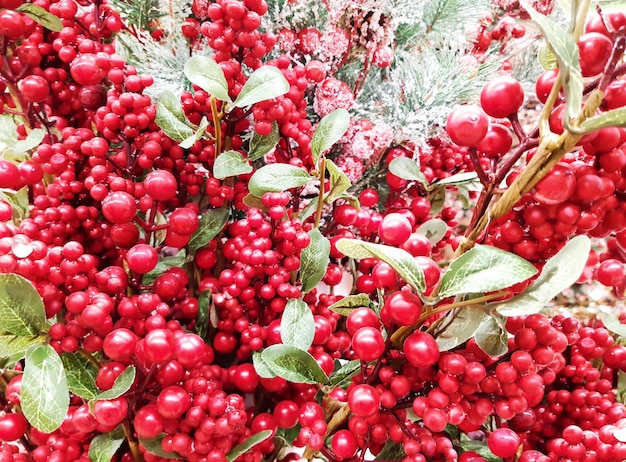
[
  {"x1": 487, "y1": 428, "x2": 520, "y2": 458},
  {"x1": 480, "y1": 75, "x2": 525, "y2": 118},
  {"x1": 0, "y1": 414, "x2": 27, "y2": 442},
  {"x1": 403, "y1": 331, "x2": 439, "y2": 367},
  {"x1": 446, "y1": 105, "x2": 489, "y2": 147},
  {"x1": 378, "y1": 213, "x2": 412, "y2": 246},
  {"x1": 17, "y1": 76, "x2": 50, "y2": 103}
]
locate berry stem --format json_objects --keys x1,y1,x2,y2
[
  {"x1": 314, "y1": 156, "x2": 327, "y2": 228},
  {"x1": 210, "y1": 96, "x2": 223, "y2": 156}
]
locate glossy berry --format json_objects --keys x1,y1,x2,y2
[
  {"x1": 446, "y1": 105, "x2": 489, "y2": 147},
  {"x1": 487, "y1": 428, "x2": 521, "y2": 458},
  {"x1": 378, "y1": 213, "x2": 412, "y2": 246},
  {"x1": 480, "y1": 75, "x2": 525, "y2": 118},
  {"x1": 403, "y1": 331, "x2": 440, "y2": 367}
]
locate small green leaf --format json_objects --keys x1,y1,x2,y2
[
  {"x1": 474, "y1": 315, "x2": 508, "y2": 357},
  {"x1": 375, "y1": 441, "x2": 406, "y2": 461},
  {"x1": 17, "y1": 4, "x2": 62, "y2": 31},
  {"x1": 21, "y1": 345, "x2": 69, "y2": 433},
  {"x1": 196, "y1": 290, "x2": 211, "y2": 340},
  {"x1": 92, "y1": 366, "x2": 136, "y2": 401},
  {"x1": 325, "y1": 159, "x2": 351, "y2": 204},
  {"x1": 434, "y1": 172, "x2": 479, "y2": 186},
  {"x1": 328, "y1": 294, "x2": 375, "y2": 316},
  {"x1": 329, "y1": 360, "x2": 361, "y2": 388},
  {"x1": 275, "y1": 426, "x2": 301, "y2": 445},
  {"x1": 139, "y1": 435, "x2": 182, "y2": 459},
  {"x1": 248, "y1": 122, "x2": 279, "y2": 161},
  {"x1": 280, "y1": 299, "x2": 315, "y2": 351},
  {"x1": 0, "y1": 274, "x2": 47, "y2": 337},
  {"x1": 0, "y1": 334, "x2": 43, "y2": 360},
  {"x1": 226, "y1": 430, "x2": 273, "y2": 462},
  {"x1": 617, "y1": 370, "x2": 626, "y2": 404},
  {"x1": 232, "y1": 66, "x2": 290, "y2": 109},
  {"x1": 299, "y1": 196, "x2": 319, "y2": 223},
  {"x1": 300, "y1": 229, "x2": 330, "y2": 293},
  {"x1": 495, "y1": 236, "x2": 590, "y2": 317},
  {"x1": 187, "y1": 208, "x2": 229, "y2": 255},
  {"x1": 538, "y1": 44, "x2": 558, "y2": 70},
  {"x1": 388, "y1": 157, "x2": 428, "y2": 187},
  {"x1": 242, "y1": 194, "x2": 267, "y2": 210},
  {"x1": 312, "y1": 109, "x2": 350, "y2": 165},
  {"x1": 0, "y1": 188, "x2": 29, "y2": 224},
  {"x1": 213, "y1": 150, "x2": 253, "y2": 180},
  {"x1": 252, "y1": 351, "x2": 276, "y2": 378},
  {"x1": 459, "y1": 435, "x2": 499, "y2": 462},
  {"x1": 428, "y1": 186, "x2": 446, "y2": 215},
  {"x1": 597, "y1": 312, "x2": 626, "y2": 338},
  {"x1": 434, "y1": 306, "x2": 488, "y2": 351},
  {"x1": 179, "y1": 116, "x2": 209, "y2": 149},
  {"x1": 569, "y1": 107, "x2": 626, "y2": 135},
  {"x1": 438, "y1": 245, "x2": 538, "y2": 298},
  {"x1": 248, "y1": 164, "x2": 312, "y2": 197},
  {"x1": 143, "y1": 251, "x2": 187, "y2": 285},
  {"x1": 155, "y1": 90, "x2": 195, "y2": 143},
  {"x1": 184, "y1": 56, "x2": 232, "y2": 103},
  {"x1": 13, "y1": 129, "x2": 44, "y2": 154},
  {"x1": 416, "y1": 219, "x2": 447, "y2": 245},
  {"x1": 521, "y1": 1, "x2": 583, "y2": 121},
  {"x1": 261, "y1": 344, "x2": 329, "y2": 384},
  {"x1": 335, "y1": 239, "x2": 425, "y2": 293},
  {"x1": 88, "y1": 426, "x2": 125, "y2": 462},
  {"x1": 61, "y1": 352, "x2": 99, "y2": 400}
]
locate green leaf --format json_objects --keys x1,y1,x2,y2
[
  {"x1": 248, "y1": 164, "x2": 312, "y2": 197},
  {"x1": 538, "y1": 44, "x2": 558, "y2": 70},
  {"x1": 299, "y1": 196, "x2": 319, "y2": 223},
  {"x1": 434, "y1": 172, "x2": 479, "y2": 186},
  {"x1": 248, "y1": 122, "x2": 279, "y2": 161},
  {"x1": 474, "y1": 315, "x2": 508, "y2": 357},
  {"x1": 92, "y1": 366, "x2": 136, "y2": 401},
  {"x1": 21, "y1": 345, "x2": 69, "y2": 433},
  {"x1": 569, "y1": 107, "x2": 626, "y2": 135},
  {"x1": 0, "y1": 274, "x2": 47, "y2": 337},
  {"x1": 325, "y1": 159, "x2": 351, "y2": 204},
  {"x1": 232, "y1": 66, "x2": 290, "y2": 109},
  {"x1": 617, "y1": 370, "x2": 626, "y2": 404},
  {"x1": 275, "y1": 426, "x2": 301, "y2": 445},
  {"x1": 155, "y1": 90, "x2": 195, "y2": 143},
  {"x1": 143, "y1": 250, "x2": 187, "y2": 285},
  {"x1": 416, "y1": 219, "x2": 447, "y2": 245},
  {"x1": 388, "y1": 157, "x2": 428, "y2": 187},
  {"x1": 335, "y1": 239, "x2": 425, "y2": 293},
  {"x1": 261, "y1": 344, "x2": 329, "y2": 384},
  {"x1": 0, "y1": 334, "x2": 43, "y2": 360},
  {"x1": 0, "y1": 188, "x2": 29, "y2": 224},
  {"x1": 252, "y1": 351, "x2": 276, "y2": 379},
  {"x1": 88, "y1": 426, "x2": 125, "y2": 462},
  {"x1": 196, "y1": 290, "x2": 211, "y2": 340},
  {"x1": 61, "y1": 352, "x2": 99, "y2": 400},
  {"x1": 226, "y1": 430, "x2": 273, "y2": 462},
  {"x1": 428, "y1": 186, "x2": 446, "y2": 215},
  {"x1": 329, "y1": 359, "x2": 361, "y2": 388},
  {"x1": 17, "y1": 4, "x2": 62, "y2": 31},
  {"x1": 0, "y1": 114, "x2": 18, "y2": 146},
  {"x1": 300, "y1": 229, "x2": 330, "y2": 293},
  {"x1": 495, "y1": 236, "x2": 590, "y2": 317},
  {"x1": 597, "y1": 312, "x2": 626, "y2": 338},
  {"x1": 280, "y1": 299, "x2": 315, "y2": 351},
  {"x1": 459, "y1": 435, "x2": 499, "y2": 462},
  {"x1": 187, "y1": 208, "x2": 229, "y2": 255},
  {"x1": 438, "y1": 245, "x2": 538, "y2": 298},
  {"x1": 213, "y1": 150, "x2": 253, "y2": 180},
  {"x1": 434, "y1": 306, "x2": 488, "y2": 351},
  {"x1": 521, "y1": 0, "x2": 583, "y2": 121},
  {"x1": 139, "y1": 435, "x2": 182, "y2": 459},
  {"x1": 179, "y1": 116, "x2": 209, "y2": 149},
  {"x1": 184, "y1": 55, "x2": 232, "y2": 103},
  {"x1": 13, "y1": 129, "x2": 44, "y2": 154},
  {"x1": 328, "y1": 294, "x2": 375, "y2": 316},
  {"x1": 311, "y1": 109, "x2": 350, "y2": 165},
  {"x1": 375, "y1": 441, "x2": 406, "y2": 461}
]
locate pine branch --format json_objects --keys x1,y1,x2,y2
[{"x1": 108, "y1": 0, "x2": 162, "y2": 31}]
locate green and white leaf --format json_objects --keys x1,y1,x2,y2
[
  {"x1": 196, "y1": 290, "x2": 211, "y2": 340},
  {"x1": 17, "y1": 4, "x2": 63, "y2": 31},
  {"x1": 0, "y1": 274, "x2": 48, "y2": 337},
  {"x1": 248, "y1": 122, "x2": 279, "y2": 161},
  {"x1": 438, "y1": 245, "x2": 538, "y2": 298},
  {"x1": 434, "y1": 172, "x2": 479, "y2": 186},
  {"x1": 187, "y1": 208, "x2": 229, "y2": 255},
  {"x1": 12, "y1": 129, "x2": 45, "y2": 154},
  {"x1": 252, "y1": 351, "x2": 276, "y2": 379},
  {"x1": 92, "y1": 366, "x2": 136, "y2": 402},
  {"x1": 155, "y1": 90, "x2": 195, "y2": 142},
  {"x1": 248, "y1": 164, "x2": 312, "y2": 197},
  {"x1": 179, "y1": 116, "x2": 209, "y2": 149},
  {"x1": 226, "y1": 430, "x2": 273, "y2": 462},
  {"x1": 329, "y1": 360, "x2": 361, "y2": 388},
  {"x1": 280, "y1": 299, "x2": 315, "y2": 351},
  {"x1": 434, "y1": 306, "x2": 489, "y2": 351},
  {"x1": 184, "y1": 55, "x2": 232, "y2": 103},
  {"x1": 213, "y1": 150, "x2": 253, "y2": 180},
  {"x1": 88, "y1": 426, "x2": 125, "y2": 462},
  {"x1": 0, "y1": 334, "x2": 44, "y2": 360},
  {"x1": 260, "y1": 344, "x2": 329, "y2": 384},
  {"x1": 495, "y1": 236, "x2": 590, "y2": 316},
  {"x1": 300, "y1": 228, "x2": 330, "y2": 293},
  {"x1": 61, "y1": 352, "x2": 99, "y2": 400},
  {"x1": 143, "y1": 250, "x2": 187, "y2": 285},
  {"x1": 232, "y1": 66, "x2": 290, "y2": 109},
  {"x1": 416, "y1": 219, "x2": 447, "y2": 245},
  {"x1": 570, "y1": 107, "x2": 626, "y2": 135},
  {"x1": 139, "y1": 435, "x2": 182, "y2": 459},
  {"x1": 311, "y1": 109, "x2": 350, "y2": 165},
  {"x1": 597, "y1": 312, "x2": 626, "y2": 338},
  {"x1": 325, "y1": 159, "x2": 352, "y2": 204},
  {"x1": 474, "y1": 314, "x2": 508, "y2": 357},
  {"x1": 388, "y1": 157, "x2": 428, "y2": 187},
  {"x1": 328, "y1": 294, "x2": 375, "y2": 316},
  {"x1": 21, "y1": 345, "x2": 69, "y2": 433}
]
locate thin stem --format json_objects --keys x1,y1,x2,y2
[
  {"x1": 468, "y1": 148, "x2": 491, "y2": 186},
  {"x1": 314, "y1": 157, "x2": 327, "y2": 228},
  {"x1": 77, "y1": 347, "x2": 102, "y2": 369},
  {"x1": 210, "y1": 96, "x2": 222, "y2": 156},
  {"x1": 123, "y1": 421, "x2": 145, "y2": 462}
]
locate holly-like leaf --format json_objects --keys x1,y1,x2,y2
[
  {"x1": 226, "y1": 430, "x2": 273, "y2": 462},
  {"x1": 184, "y1": 55, "x2": 232, "y2": 103},
  {"x1": 521, "y1": 0, "x2": 583, "y2": 121},
  {"x1": 248, "y1": 122, "x2": 279, "y2": 161},
  {"x1": 300, "y1": 229, "x2": 330, "y2": 293},
  {"x1": 187, "y1": 208, "x2": 229, "y2": 255},
  {"x1": 232, "y1": 66, "x2": 290, "y2": 109},
  {"x1": 196, "y1": 290, "x2": 211, "y2": 340},
  {"x1": 325, "y1": 159, "x2": 351, "y2": 204},
  {"x1": 155, "y1": 90, "x2": 195, "y2": 143},
  {"x1": 597, "y1": 312, "x2": 626, "y2": 338},
  {"x1": 434, "y1": 306, "x2": 488, "y2": 351},
  {"x1": 139, "y1": 435, "x2": 182, "y2": 459},
  {"x1": 0, "y1": 334, "x2": 43, "y2": 360},
  {"x1": 61, "y1": 352, "x2": 99, "y2": 400},
  {"x1": 329, "y1": 360, "x2": 361, "y2": 388},
  {"x1": 179, "y1": 116, "x2": 209, "y2": 149},
  {"x1": 388, "y1": 157, "x2": 428, "y2": 188},
  {"x1": 88, "y1": 426, "x2": 125, "y2": 462},
  {"x1": 570, "y1": 107, "x2": 626, "y2": 135},
  {"x1": 21, "y1": 345, "x2": 69, "y2": 433},
  {"x1": 260, "y1": 344, "x2": 329, "y2": 384},
  {"x1": 328, "y1": 294, "x2": 375, "y2": 316},
  {"x1": 433, "y1": 172, "x2": 479, "y2": 186},
  {"x1": 213, "y1": 150, "x2": 253, "y2": 180},
  {"x1": 92, "y1": 366, "x2": 136, "y2": 401},
  {"x1": 280, "y1": 299, "x2": 315, "y2": 351},
  {"x1": 17, "y1": 4, "x2": 62, "y2": 31},
  {"x1": 311, "y1": 109, "x2": 350, "y2": 165},
  {"x1": 252, "y1": 351, "x2": 276, "y2": 378},
  {"x1": 438, "y1": 245, "x2": 538, "y2": 298},
  {"x1": 495, "y1": 236, "x2": 590, "y2": 316},
  {"x1": 12, "y1": 129, "x2": 44, "y2": 154},
  {"x1": 416, "y1": 219, "x2": 448, "y2": 245},
  {"x1": 0, "y1": 274, "x2": 47, "y2": 337},
  {"x1": 336, "y1": 239, "x2": 425, "y2": 292},
  {"x1": 143, "y1": 251, "x2": 187, "y2": 285},
  {"x1": 248, "y1": 164, "x2": 312, "y2": 197},
  {"x1": 474, "y1": 315, "x2": 508, "y2": 357}
]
